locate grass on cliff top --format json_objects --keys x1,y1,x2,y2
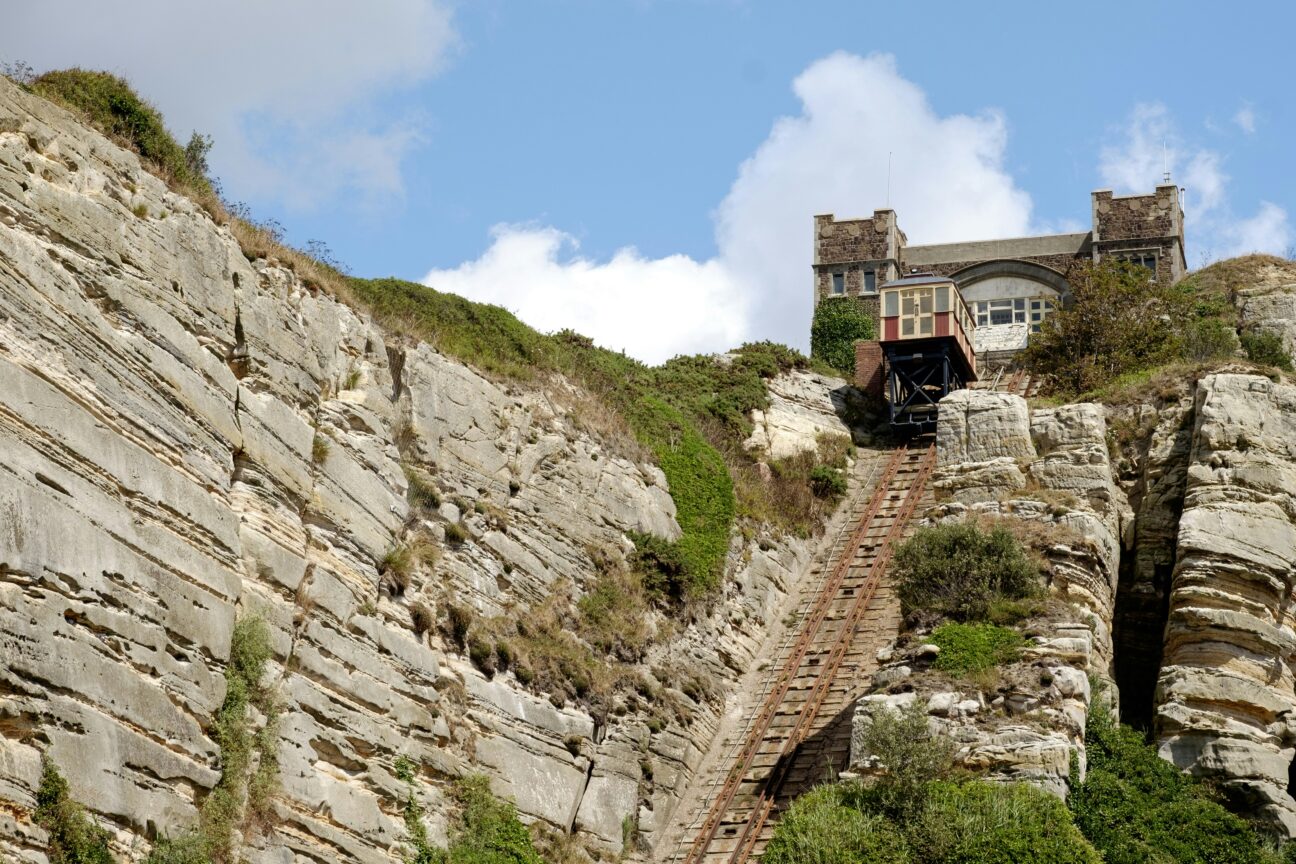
[
  {"x1": 353, "y1": 276, "x2": 852, "y2": 596},
  {"x1": 11, "y1": 68, "x2": 355, "y2": 303},
  {"x1": 14, "y1": 67, "x2": 852, "y2": 594}
]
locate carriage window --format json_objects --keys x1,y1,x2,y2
[
  {"x1": 884, "y1": 290, "x2": 898, "y2": 317},
  {"x1": 832, "y1": 272, "x2": 845, "y2": 294},
  {"x1": 897, "y1": 287, "x2": 935, "y2": 338},
  {"x1": 935, "y1": 286, "x2": 950, "y2": 312},
  {"x1": 863, "y1": 271, "x2": 877, "y2": 294}
]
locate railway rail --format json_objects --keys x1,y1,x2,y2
[
  {"x1": 673, "y1": 439, "x2": 936, "y2": 864},
  {"x1": 670, "y1": 363, "x2": 1036, "y2": 864}
]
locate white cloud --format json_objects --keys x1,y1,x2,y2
[
  {"x1": 1233, "y1": 104, "x2": 1257, "y2": 135},
  {"x1": 427, "y1": 52, "x2": 1034, "y2": 362},
  {"x1": 0, "y1": 0, "x2": 456, "y2": 208},
  {"x1": 424, "y1": 226, "x2": 748, "y2": 364},
  {"x1": 1219, "y1": 201, "x2": 1292, "y2": 258},
  {"x1": 1100, "y1": 102, "x2": 1291, "y2": 263}
]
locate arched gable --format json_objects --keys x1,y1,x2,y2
[{"x1": 948, "y1": 259, "x2": 1072, "y2": 305}]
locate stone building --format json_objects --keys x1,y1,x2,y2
[{"x1": 813, "y1": 184, "x2": 1186, "y2": 357}]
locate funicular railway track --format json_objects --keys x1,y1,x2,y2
[
  {"x1": 674, "y1": 439, "x2": 937, "y2": 864},
  {"x1": 671, "y1": 363, "x2": 1033, "y2": 864}
]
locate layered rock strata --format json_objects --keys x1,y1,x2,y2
[
  {"x1": 852, "y1": 390, "x2": 1128, "y2": 793},
  {"x1": 1155, "y1": 373, "x2": 1296, "y2": 835},
  {"x1": 0, "y1": 77, "x2": 841, "y2": 862}
]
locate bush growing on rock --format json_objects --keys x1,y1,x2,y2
[
  {"x1": 1069, "y1": 708, "x2": 1279, "y2": 864},
  {"x1": 854, "y1": 702, "x2": 955, "y2": 820},
  {"x1": 893, "y1": 523, "x2": 1039, "y2": 622},
  {"x1": 1242, "y1": 329, "x2": 1294, "y2": 371},
  {"x1": 1021, "y1": 260, "x2": 1189, "y2": 395},
  {"x1": 763, "y1": 784, "x2": 911, "y2": 864},
  {"x1": 35, "y1": 758, "x2": 115, "y2": 864},
  {"x1": 766, "y1": 775, "x2": 1101, "y2": 864},
  {"x1": 910, "y1": 781, "x2": 1101, "y2": 864}
]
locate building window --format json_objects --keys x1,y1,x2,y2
[
  {"x1": 1029, "y1": 299, "x2": 1056, "y2": 333},
  {"x1": 974, "y1": 299, "x2": 1028, "y2": 326},
  {"x1": 1118, "y1": 253, "x2": 1157, "y2": 272},
  {"x1": 863, "y1": 270, "x2": 877, "y2": 294},
  {"x1": 832, "y1": 272, "x2": 845, "y2": 295}
]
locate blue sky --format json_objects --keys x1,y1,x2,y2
[{"x1": 5, "y1": 1, "x2": 1293, "y2": 361}]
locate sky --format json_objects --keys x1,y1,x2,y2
[{"x1": 4, "y1": 0, "x2": 1294, "y2": 363}]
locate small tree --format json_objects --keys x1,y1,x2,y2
[
  {"x1": 811, "y1": 298, "x2": 875, "y2": 375},
  {"x1": 1022, "y1": 260, "x2": 1185, "y2": 395},
  {"x1": 893, "y1": 522, "x2": 1039, "y2": 622},
  {"x1": 855, "y1": 701, "x2": 955, "y2": 820}
]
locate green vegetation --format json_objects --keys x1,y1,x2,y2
[
  {"x1": 393, "y1": 768, "x2": 544, "y2": 864},
  {"x1": 911, "y1": 781, "x2": 1101, "y2": 864},
  {"x1": 810, "y1": 297, "x2": 876, "y2": 375},
  {"x1": 1022, "y1": 260, "x2": 1189, "y2": 395},
  {"x1": 146, "y1": 615, "x2": 278, "y2": 864},
  {"x1": 1242, "y1": 329, "x2": 1294, "y2": 371},
  {"x1": 854, "y1": 702, "x2": 955, "y2": 819},
  {"x1": 893, "y1": 522, "x2": 1039, "y2": 622},
  {"x1": 311, "y1": 432, "x2": 330, "y2": 465},
  {"x1": 35, "y1": 759, "x2": 115, "y2": 864},
  {"x1": 1025, "y1": 256, "x2": 1296, "y2": 398},
  {"x1": 763, "y1": 785, "x2": 911, "y2": 864},
  {"x1": 29, "y1": 69, "x2": 212, "y2": 194},
  {"x1": 927, "y1": 622, "x2": 1025, "y2": 675},
  {"x1": 351, "y1": 277, "x2": 846, "y2": 599},
  {"x1": 1069, "y1": 708, "x2": 1279, "y2": 864},
  {"x1": 767, "y1": 705, "x2": 1099, "y2": 863}
]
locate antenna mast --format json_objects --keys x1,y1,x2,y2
[
  {"x1": 1162, "y1": 139, "x2": 1171, "y2": 184},
  {"x1": 886, "y1": 151, "x2": 892, "y2": 207}
]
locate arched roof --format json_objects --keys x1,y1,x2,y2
[{"x1": 948, "y1": 259, "x2": 1072, "y2": 301}]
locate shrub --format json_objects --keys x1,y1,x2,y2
[
  {"x1": 763, "y1": 784, "x2": 911, "y2": 864},
  {"x1": 911, "y1": 781, "x2": 1101, "y2": 864},
  {"x1": 809, "y1": 464, "x2": 848, "y2": 499},
  {"x1": 928, "y1": 622, "x2": 1025, "y2": 675},
  {"x1": 30, "y1": 69, "x2": 212, "y2": 194},
  {"x1": 410, "y1": 603, "x2": 435, "y2": 636},
  {"x1": 444, "y1": 604, "x2": 473, "y2": 650},
  {"x1": 35, "y1": 758, "x2": 115, "y2": 864},
  {"x1": 893, "y1": 522, "x2": 1039, "y2": 621},
  {"x1": 853, "y1": 702, "x2": 955, "y2": 820},
  {"x1": 445, "y1": 775, "x2": 545, "y2": 864},
  {"x1": 1022, "y1": 260, "x2": 1186, "y2": 395},
  {"x1": 1242, "y1": 330, "x2": 1294, "y2": 371},
  {"x1": 1070, "y1": 709, "x2": 1277, "y2": 864},
  {"x1": 311, "y1": 433, "x2": 330, "y2": 465},
  {"x1": 380, "y1": 545, "x2": 415, "y2": 595},
  {"x1": 444, "y1": 522, "x2": 468, "y2": 546},
  {"x1": 1177, "y1": 316, "x2": 1239, "y2": 363},
  {"x1": 405, "y1": 467, "x2": 441, "y2": 511},
  {"x1": 811, "y1": 297, "x2": 876, "y2": 375}
]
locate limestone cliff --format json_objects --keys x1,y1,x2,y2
[
  {"x1": 853, "y1": 361, "x2": 1296, "y2": 839},
  {"x1": 0, "y1": 77, "x2": 848, "y2": 863}
]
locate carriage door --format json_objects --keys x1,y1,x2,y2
[{"x1": 900, "y1": 287, "x2": 934, "y2": 338}]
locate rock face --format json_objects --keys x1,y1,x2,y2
[
  {"x1": 0, "y1": 77, "x2": 832, "y2": 862},
  {"x1": 872, "y1": 376, "x2": 1296, "y2": 838},
  {"x1": 853, "y1": 391, "x2": 1126, "y2": 793},
  {"x1": 1155, "y1": 373, "x2": 1296, "y2": 834},
  {"x1": 744, "y1": 369, "x2": 859, "y2": 458}
]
